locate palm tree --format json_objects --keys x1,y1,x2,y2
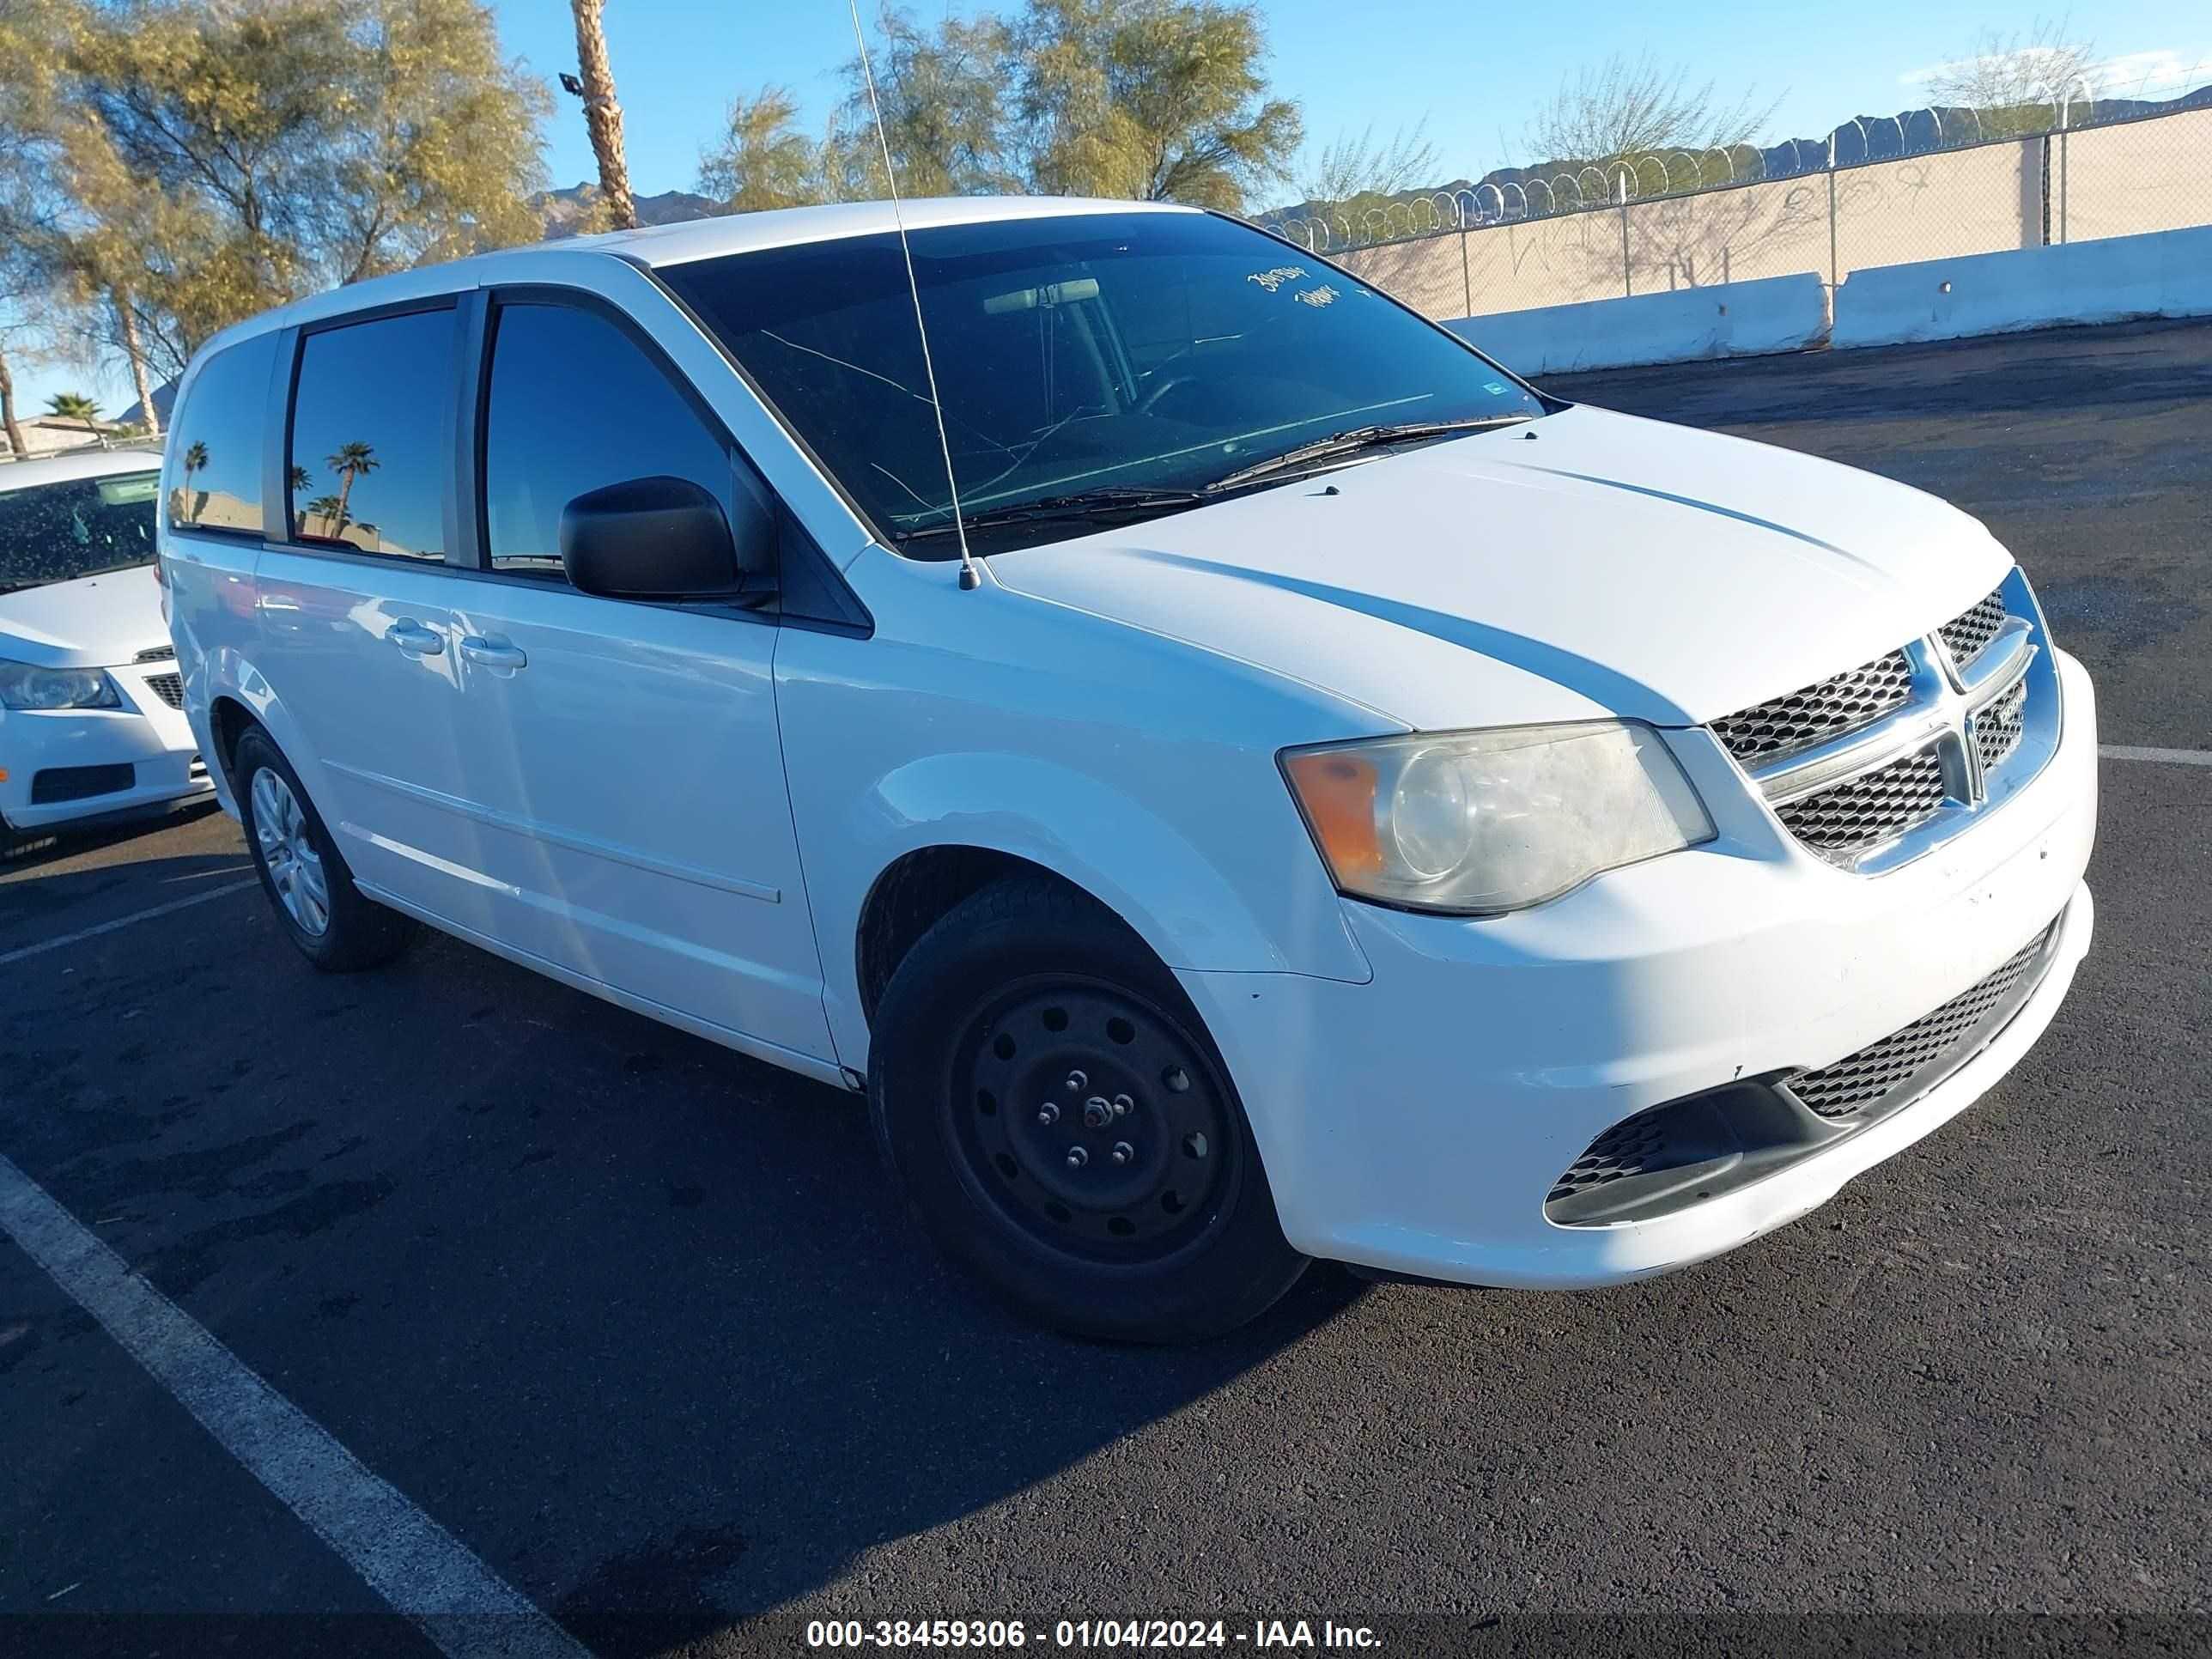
[
  {"x1": 288, "y1": 464, "x2": 310, "y2": 495},
  {"x1": 567, "y1": 0, "x2": 639, "y2": 229},
  {"x1": 302, "y1": 494, "x2": 346, "y2": 537},
  {"x1": 326, "y1": 441, "x2": 378, "y2": 532},
  {"x1": 46, "y1": 391, "x2": 104, "y2": 438},
  {"x1": 183, "y1": 440, "x2": 210, "y2": 521}
]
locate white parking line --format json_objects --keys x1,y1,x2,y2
[
  {"x1": 0, "y1": 877, "x2": 259, "y2": 969},
  {"x1": 0, "y1": 1154, "x2": 592, "y2": 1659},
  {"x1": 2100, "y1": 744, "x2": 2212, "y2": 767}
]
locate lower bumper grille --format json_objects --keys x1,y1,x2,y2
[
  {"x1": 1787, "y1": 923, "x2": 2057, "y2": 1120},
  {"x1": 143, "y1": 672, "x2": 185, "y2": 709},
  {"x1": 31, "y1": 763, "x2": 136, "y2": 805},
  {"x1": 1777, "y1": 745, "x2": 1946, "y2": 860}
]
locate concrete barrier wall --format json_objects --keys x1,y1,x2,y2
[
  {"x1": 1830, "y1": 223, "x2": 2212, "y2": 348},
  {"x1": 1337, "y1": 109, "x2": 2212, "y2": 328},
  {"x1": 1443, "y1": 273, "x2": 1830, "y2": 375}
]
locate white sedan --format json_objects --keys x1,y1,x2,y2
[{"x1": 1, "y1": 449, "x2": 215, "y2": 845}]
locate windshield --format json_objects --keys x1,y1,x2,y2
[
  {"x1": 0, "y1": 469, "x2": 162, "y2": 594},
  {"x1": 659, "y1": 211, "x2": 1544, "y2": 553}
]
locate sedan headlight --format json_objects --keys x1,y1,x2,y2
[
  {"x1": 1281, "y1": 721, "x2": 1715, "y2": 915},
  {"x1": 0, "y1": 660, "x2": 125, "y2": 711}
]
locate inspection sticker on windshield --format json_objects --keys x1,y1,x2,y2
[{"x1": 1246, "y1": 265, "x2": 1309, "y2": 292}]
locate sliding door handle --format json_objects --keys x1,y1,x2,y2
[
  {"x1": 459, "y1": 635, "x2": 527, "y2": 672},
  {"x1": 386, "y1": 620, "x2": 444, "y2": 656}
]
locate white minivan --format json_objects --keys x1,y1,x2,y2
[{"x1": 162, "y1": 198, "x2": 2097, "y2": 1340}]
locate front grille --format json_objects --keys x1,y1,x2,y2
[
  {"x1": 30, "y1": 763, "x2": 135, "y2": 805},
  {"x1": 1787, "y1": 924, "x2": 2056, "y2": 1119},
  {"x1": 1777, "y1": 745, "x2": 1947, "y2": 860},
  {"x1": 1973, "y1": 678, "x2": 2027, "y2": 773},
  {"x1": 1547, "y1": 1109, "x2": 1679, "y2": 1203},
  {"x1": 142, "y1": 672, "x2": 185, "y2": 709},
  {"x1": 1710, "y1": 650, "x2": 1916, "y2": 764},
  {"x1": 1940, "y1": 586, "x2": 2008, "y2": 666},
  {"x1": 134, "y1": 643, "x2": 177, "y2": 664}
]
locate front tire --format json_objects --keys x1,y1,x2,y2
[
  {"x1": 234, "y1": 727, "x2": 414, "y2": 972},
  {"x1": 870, "y1": 874, "x2": 1307, "y2": 1343}
]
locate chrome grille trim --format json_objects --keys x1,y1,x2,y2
[
  {"x1": 1938, "y1": 586, "x2": 2008, "y2": 667},
  {"x1": 1972, "y1": 677, "x2": 2028, "y2": 773},
  {"x1": 1709, "y1": 650, "x2": 1915, "y2": 764},
  {"x1": 1776, "y1": 744, "x2": 1947, "y2": 860},
  {"x1": 1711, "y1": 568, "x2": 2058, "y2": 871},
  {"x1": 1785, "y1": 921, "x2": 2057, "y2": 1119}
]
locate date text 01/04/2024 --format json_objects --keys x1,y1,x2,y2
[{"x1": 805, "y1": 1618, "x2": 1384, "y2": 1649}]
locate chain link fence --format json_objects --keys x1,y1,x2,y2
[{"x1": 1293, "y1": 96, "x2": 2212, "y2": 323}]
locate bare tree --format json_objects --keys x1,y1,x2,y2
[
  {"x1": 1298, "y1": 120, "x2": 1440, "y2": 208},
  {"x1": 565, "y1": 0, "x2": 638, "y2": 230},
  {"x1": 1923, "y1": 17, "x2": 2100, "y2": 132},
  {"x1": 1522, "y1": 51, "x2": 1779, "y2": 169}
]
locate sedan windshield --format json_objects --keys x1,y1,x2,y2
[
  {"x1": 0, "y1": 469, "x2": 161, "y2": 594},
  {"x1": 659, "y1": 211, "x2": 1543, "y2": 553}
]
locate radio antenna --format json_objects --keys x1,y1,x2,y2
[{"x1": 847, "y1": 0, "x2": 980, "y2": 591}]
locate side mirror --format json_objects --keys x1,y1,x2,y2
[{"x1": 559, "y1": 476, "x2": 768, "y2": 601}]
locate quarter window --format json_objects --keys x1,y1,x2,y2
[
  {"x1": 167, "y1": 331, "x2": 276, "y2": 535},
  {"x1": 288, "y1": 308, "x2": 456, "y2": 562},
  {"x1": 482, "y1": 301, "x2": 736, "y2": 575}
]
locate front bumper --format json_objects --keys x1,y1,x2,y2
[
  {"x1": 1181, "y1": 648, "x2": 2100, "y2": 1289},
  {"x1": 0, "y1": 666, "x2": 214, "y2": 834}
]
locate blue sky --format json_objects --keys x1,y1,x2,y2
[
  {"x1": 503, "y1": 0, "x2": 2211, "y2": 199},
  {"x1": 21, "y1": 0, "x2": 2211, "y2": 416}
]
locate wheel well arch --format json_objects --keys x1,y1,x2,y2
[
  {"x1": 854, "y1": 846, "x2": 1137, "y2": 1030},
  {"x1": 207, "y1": 695, "x2": 259, "y2": 782}
]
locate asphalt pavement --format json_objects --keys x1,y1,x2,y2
[{"x1": 2, "y1": 319, "x2": 2207, "y2": 1656}]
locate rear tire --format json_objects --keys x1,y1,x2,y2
[
  {"x1": 234, "y1": 727, "x2": 415, "y2": 973},
  {"x1": 869, "y1": 873, "x2": 1307, "y2": 1343}
]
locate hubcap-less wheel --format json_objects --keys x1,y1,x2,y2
[
  {"x1": 951, "y1": 979, "x2": 1237, "y2": 1261},
  {"x1": 250, "y1": 766, "x2": 331, "y2": 938}
]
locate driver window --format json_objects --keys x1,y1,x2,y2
[{"x1": 483, "y1": 301, "x2": 738, "y2": 577}]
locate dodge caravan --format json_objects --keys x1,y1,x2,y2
[{"x1": 161, "y1": 198, "x2": 2097, "y2": 1340}]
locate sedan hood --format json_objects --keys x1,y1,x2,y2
[
  {"x1": 989, "y1": 404, "x2": 2012, "y2": 731},
  {"x1": 0, "y1": 565, "x2": 168, "y2": 670}
]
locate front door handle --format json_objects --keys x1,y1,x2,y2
[
  {"x1": 459, "y1": 635, "x2": 527, "y2": 672},
  {"x1": 386, "y1": 620, "x2": 445, "y2": 656}
]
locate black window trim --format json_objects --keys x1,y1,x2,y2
[
  {"x1": 270, "y1": 295, "x2": 470, "y2": 569},
  {"x1": 459, "y1": 281, "x2": 872, "y2": 637}
]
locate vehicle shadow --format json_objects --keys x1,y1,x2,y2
[
  {"x1": 0, "y1": 898, "x2": 1369, "y2": 1650},
  {"x1": 0, "y1": 808, "x2": 246, "y2": 945}
]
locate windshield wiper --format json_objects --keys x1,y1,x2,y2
[
  {"x1": 1202, "y1": 416, "x2": 1532, "y2": 494},
  {"x1": 893, "y1": 485, "x2": 1209, "y2": 543}
]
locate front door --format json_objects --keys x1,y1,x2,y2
[{"x1": 440, "y1": 294, "x2": 835, "y2": 1066}]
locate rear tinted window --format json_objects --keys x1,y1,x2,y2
[
  {"x1": 288, "y1": 308, "x2": 456, "y2": 562},
  {"x1": 168, "y1": 332, "x2": 276, "y2": 535}
]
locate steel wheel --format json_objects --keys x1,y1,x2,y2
[
  {"x1": 948, "y1": 976, "x2": 1239, "y2": 1264},
  {"x1": 250, "y1": 764, "x2": 331, "y2": 938}
]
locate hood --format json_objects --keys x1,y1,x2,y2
[
  {"x1": 989, "y1": 404, "x2": 2013, "y2": 731},
  {"x1": 0, "y1": 565, "x2": 169, "y2": 670}
]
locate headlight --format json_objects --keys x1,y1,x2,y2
[
  {"x1": 0, "y1": 660, "x2": 124, "y2": 711},
  {"x1": 1281, "y1": 721, "x2": 1715, "y2": 915}
]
